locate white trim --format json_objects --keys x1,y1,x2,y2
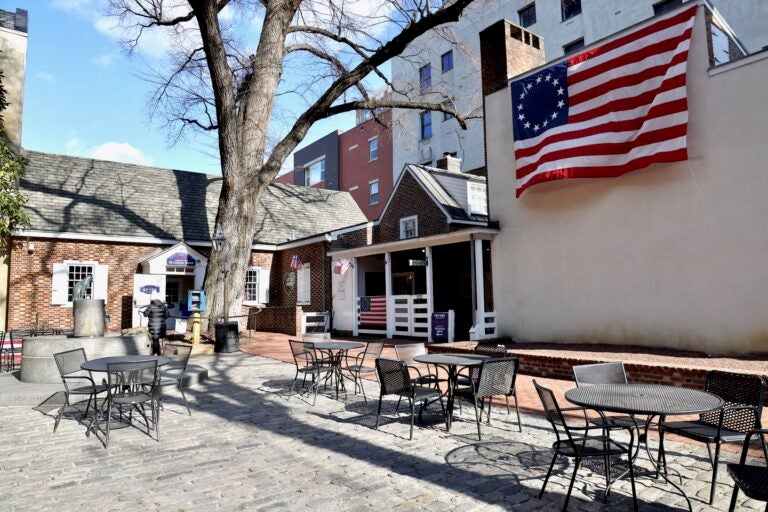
[
  {"x1": 243, "y1": 266, "x2": 261, "y2": 306},
  {"x1": 280, "y1": 234, "x2": 331, "y2": 250},
  {"x1": 329, "y1": 227, "x2": 499, "y2": 258},
  {"x1": 349, "y1": 185, "x2": 359, "y2": 192},
  {"x1": 330, "y1": 222, "x2": 375, "y2": 238},
  {"x1": 708, "y1": 49, "x2": 768, "y2": 76},
  {"x1": 400, "y1": 215, "x2": 418, "y2": 240},
  {"x1": 348, "y1": 144, "x2": 358, "y2": 151},
  {"x1": 369, "y1": 179, "x2": 380, "y2": 205},
  {"x1": 368, "y1": 136, "x2": 379, "y2": 161}
]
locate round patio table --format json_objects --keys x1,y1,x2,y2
[
  {"x1": 81, "y1": 355, "x2": 170, "y2": 372},
  {"x1": 304, "y1": 341, "x2": 364, "y2": 400},
  {"x1": 413, "y1": 353, "x2": 489, "y2": 431},
  {"x1": 566, "y1": 383, "x2": 723, "y2": 510}
]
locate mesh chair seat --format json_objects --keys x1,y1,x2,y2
[
  {"x1": 552, "y1": 436, "x2": 630, "y2": 459},
  {"x1": 158, "y1": 343, "x2": 193, "y2": 415},
  {"x1": 728, "y1": 465, "x2": 768, "y2": 501},
  {"x1": 111, "y1": 390, "x2": 154, "y2": 405},
  {"x1": 662, "y1": 420, "x2": 753, "y2": 443},
  {"x1": 288, "y1": 339, "x2": 335, "y2": 406},
  {"x1": 344, "y1": 341, "x2": 384, "y2": 403}
]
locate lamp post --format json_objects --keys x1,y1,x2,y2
[{"x1": 211, "y1": 224, "x2": 229, "y2": 323}]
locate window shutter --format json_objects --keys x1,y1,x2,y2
[
  {"x1": 259, "y1": 268, "x2": 270, "y2": 304},
  {"x1": 92, "y1": 264, "x2": 109, "y2": 300},
  {"x1": 297, "y1": 264, "x2": 311, "y2": 304},
  {"x1": 51, "y1": 263, "x2": 69, "y2": 305}
]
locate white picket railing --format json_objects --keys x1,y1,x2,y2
[
  {"x1": 469, "y1": 310, "x2": 497, "y2": 341},
  {"x1": 301, "y1": 311, "x2": 329, "y2": 334},
  {"x1": 392, "y1": 294, "x2": 430, "y2": 338}
]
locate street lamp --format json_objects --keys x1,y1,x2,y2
[{"x1": 211, "y1": 224, "x2": 230, "y2": 323}]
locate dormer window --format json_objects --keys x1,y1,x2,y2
[
  {"x1": 400, "y1": 216, "x2": 418, "y2": 239},
  {"x1": 467, "y1": 182, "x2": 488, "y2": 215}
]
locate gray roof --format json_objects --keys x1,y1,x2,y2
[
  {"x1": 20, "y1": 151, "x2": 368, "y2": 246},
  {"x1": 404, "y1": 164, "x2": 488, "y2": 223}
]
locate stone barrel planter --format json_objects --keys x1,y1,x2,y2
[{"x1": 20, "y1": 333, "x2": 150, "y2": 384}]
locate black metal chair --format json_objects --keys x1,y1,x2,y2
[
  {"x1": 659, "y1": 370, "x2": 767, "y2": 505},
  {"x1": 374, "y1": 358, "x2": 445, "y2": 440},
  {"x1": 94, "y1": 360, "x2": 160, "y2": 449},
  {"x1": 0, "y1": 331, "x2": 7, "y2": 372},
  {"x1": 158, "y1": 342, "x2": 193, "y2": 415},
  {"x1": 344, "y1": 341, "x2": 385, "y2": 402},
  {"x1": 287, "y1": 339, "x2": 334, "y2": 406},
  {"x1": 534, "y1": 380, "x2": 637, "y2": 512},
  {"x1": 6, "y1": 328, "x2": 34, "y2": 371},
  {"x1": 727, "y1": 428, "x2": 768, "y2": 511},
  {"x1": 454, "y1": 357, "x2": 520, "y2": 439},
  {"x1": 394, "y1": 342, "x2": 446, "y2": 389},
  {"x1": 52, "y1": 348, "x2": 107, "y2": 432},
  {"x1": 573, "y1": 362, "x2": 637, "y2": 431}
]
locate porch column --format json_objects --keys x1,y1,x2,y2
[
  {"x1": 474, "y1": 239, "x2": 485, "y2": 322},
  {"x1": 426, "y1": 246, "x2": 433, "y2": 342},
  {"x1": 352, "y1": 257, "x2": 359, "y2": 337},
  {"x1": 385, "y1": 252, "x2": 393, "y2": 338}
]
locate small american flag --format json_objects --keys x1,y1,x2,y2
[
  {"x1": 333, "y1": 259, "x2": 352, "y2": 275},
  {"x1": 511, "y1": 6, "x2": 696, "y2": 196},
  {"x1": 359, "y1": 296, "x2": 386, "y2": 327},
  {"x1": 290, "y1": 255, "x2": 303, "y2": 270}
]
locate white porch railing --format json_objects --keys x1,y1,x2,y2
[
  {"x1": 469, "y1": 310, "x2": 497, "y2": 341},
  {"x1": 301, "y1": 311, "x2": 329, "y2": 334},
  {"x1": 393, "y1": 294, "x2": 430, "y2": 338}
]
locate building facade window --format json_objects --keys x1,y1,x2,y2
[
  {"x1": 400, "y1": 215, "x2": 418, "y2": 239},
  {"x1": 518, "y1": 3, "x2": 536, "y2": 28},
  {"x1": 296, "y1": 263, "x2": 311, "y2": 305},
  {"x1": 305, "y1": 158, "x2": 326, "y2": 186},
  {"x1": 442, "y1": 101, "x2": 453, "y2": 122},
  {"x1": 52, "y1": 260, "x2": 108, "y2": 305},
  {"x1": 441, "y1": 50, "x2": 453, "y2": 72},
  {"x1": 67, "y1": 263, "x2": 94, "y2": 302},
  {"x1": 369, "y1": 180, "x2": 379, "y2": 205},
  {"x1": 563, "y1": 38, "x2": 585, "y2": 55},
  {"x1": 561, "y1": 0, "x2": 581, "y2": 21},
  {"x1": 419, "y1": 64, "x2": 431, "y2": 92},
  {"x1": 653, "y1": 0, "x2": 682, "y2": 16},
  {"x1": 420, "y1": 111, "x2": 432, "y2": 140},
  {"x1": 244, "y1": 269, "x2": 259, "y2": 303},
  {"x1": 368, "y1": 137, "x2": 378, "y2": 161},
  {"x1": 467, "y1": 182, "x2": 488, "y2": 215}
]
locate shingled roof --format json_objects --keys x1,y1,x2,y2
[{"x1": 20, "y1": 151, "x2": 368, "y2": 246}]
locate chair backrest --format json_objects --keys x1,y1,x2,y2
[
  {"x1": 573, "y1": 361, "x2": 628, "y2": 387},
  {"x1": 474, "y1": 344, "x2": 507, "y2": 357},
  {"x1": 9, "y1": 328, "x2": 35, "y2": 351},
  {"x1": 375, "y1": 358, "x2": 411, "y2": 397},
  {"x1": 162, "y1": 342, "x2": 192, "y2": 369},
  {"x1": 53, "y1": 348, "x2": 87, "y2": 378},
  {"x1": 107, "y1": 360, "x2": 158, "y2": 393},
  {"x1": 701, "y1": 370, "x2": 766, "y2": 432},
  {"x1": 475, "y1": 358, "x2": 519, "y2": 398},
  {"x1": 289, "y1": 339, "x2": 310, "y2": 362},
  {"x1": 362, "y1": 341, "x2": 385, "y2": 361},
  {"x1": 394, "y1": 343, "x2": 427, "y2": 365},
  {"x1": 534, "y1": 379, "x2": 577, "y2": 447}
]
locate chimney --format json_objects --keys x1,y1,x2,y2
[
  {"x1": 14, "y1": 8, "x2": 27, "y2": 33},
  {"x1": 435, "y1": 154, "x2": 461, "y2": 173},
  {"x1": 479, "y1": 20, "x2": 545, "y2": 97}
]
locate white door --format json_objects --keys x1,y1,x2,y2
[{"x1": 132, "y1": 274, "x2": 166, "y2": 328}]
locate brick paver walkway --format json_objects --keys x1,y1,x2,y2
[{"x1": 1, "y1": 351, "x2": 763, "y2": 511}]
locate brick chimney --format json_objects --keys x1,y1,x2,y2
[
  {"x1": 435, "y1": 153, "x2": 461, "y2": 173},
  {"x1": 479, "y1": 20, "x2": 546, "y2": 97}
]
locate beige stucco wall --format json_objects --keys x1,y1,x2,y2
[
  {"x1": 486, "y1": 7, "x2": 768, "y2": 355},
  {"x1": 0, "y1": 25, "x2": 27, "y2": 146}
]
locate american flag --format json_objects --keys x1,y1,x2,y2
[
  {"x1": 333, "y1": 259, "x2": 352, "y2": 275},
  {"x1": 289, "y1": 254, "x2": 303, "y2": 270},
  {"x1": 359, "y1": 296, "x2": 386, "y2": 327},
  {"x1": 512, "y1": 6, "x2": 697, "y2": 197}
]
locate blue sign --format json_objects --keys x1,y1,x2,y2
[
  {"x1": 139, "y1": 285, "x2": 160, "y2": 294},
  {"x1": 166, "y1": 251, "x2": 196, "y2": 266},
  {"x1": 431, "y1": 312, "x2": 449, "y2": 340}
]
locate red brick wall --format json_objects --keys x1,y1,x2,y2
[
  {"x1": 273, "y1": 171, "x2": 295, "y2": 185},
  {"x1": 377, "y1": 171, "x2": 448, "y2": 243},
  {"x1": 339, "y1": 110, "x2": 394, "y2": 221},
  {"x1": 268, "y1": 242, "x2": 328, "y2": 313},
  {"x1": 479, "y1": 21, "x2": 545, "y2": 98},
  {"x1": 7, "y1": 237, "x2": 277, "y2": 332},
  {"x1": 250, "y1": 306, "x2": 302, "y2": 336}
]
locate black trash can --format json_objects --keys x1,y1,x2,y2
[{"x1": 214, "y1": 321, "x2": 240, "y2": 353}]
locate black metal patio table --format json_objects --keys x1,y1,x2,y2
[
  {"x1": 81, "y1": 355, "x2": 170, "y2": 373},
  {"x1": 306, "y1": 341, "x2": 364, "y2": 399},
  {"x1": 413, "y1": 353, "x2": 489, "y2": 431},
  {"x1": 565, "y1": 383, "x2": 723, "y2": 510}
]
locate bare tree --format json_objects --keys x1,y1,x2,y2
[{"x1": 107, "y1": 0, "x2": 475, "y2": 326}]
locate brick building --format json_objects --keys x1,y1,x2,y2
[
  {"x1": 274, "y1": 110, "x2": 394, "y2": 221},
  {"x1": 9, "y1": 151, "x2": 367, "y2": 336},
  {"x1": 327, "y1": 158, "x2": 497, "y2": 341}
]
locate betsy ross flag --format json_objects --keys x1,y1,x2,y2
[
  {"x1": 359, "y1": 296, "x2": 386, "y2": 326},
  {"x1": 511, "y1": 6, "x2": 697, "y2": 197}
]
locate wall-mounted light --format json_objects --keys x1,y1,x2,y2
[{"x1": 27, "y1": 242, "x2": 35, "y2": 254}]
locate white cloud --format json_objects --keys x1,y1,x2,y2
[
  {"x1": 94, "y1": 52, "x2": 118, "y2": 67},
  {"x1": 65, "y1": 136, "x2": 84, "y2": 155},
  {"x1": 88, "y1": 142, "x2": 154, "y2": 166},
  {"x1": 35, "y1": 72, "x2": 55, "y2": 82}
]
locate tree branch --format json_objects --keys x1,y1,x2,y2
[{"x1": 328, "y1": 99, "x2": 473, "y2": 129}]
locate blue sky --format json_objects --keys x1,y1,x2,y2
[{"x1": 12, "y1": 0, "x2": 362, "y2": 175}]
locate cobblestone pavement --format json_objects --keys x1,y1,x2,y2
[{"x1": 0, "y1": 354, "x2": 762, "y2": 511}]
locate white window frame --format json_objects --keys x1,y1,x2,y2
[
  {"x1": 467, "y1": 182, "x2": 488, "y2": 215},
  {"x1": 400, "y1": 215, "x2": 418, "y2": 240},
  {"x1": 296, "y1": 263, "x2": 311, "y2": 305},
  {"x1": 244, "y1": 267, "x2": 270, "y2": 305},
  {"x1": 369, "y1": 179, "x2": 380, "y2": 205},
  {"x1": 304, "y1": 157, "x2": 326, "y2": 186},
  {"x1": 52, "y1": 260, "x2": 108, "y2": 306},
  {"x1": 368, "y1": 136, "x2": 378, "y2": 161}
]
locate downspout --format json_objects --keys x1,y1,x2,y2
[
  {"x1": 322, "y1": 242, "x2": 328, "y2": 326},
  {"x1": 469, "y1": 234, "x2": 477, "y2": 325}
]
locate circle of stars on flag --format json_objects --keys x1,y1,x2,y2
[{"x1": 516, "y1": 72, "x2": 566, "y2": 134}]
